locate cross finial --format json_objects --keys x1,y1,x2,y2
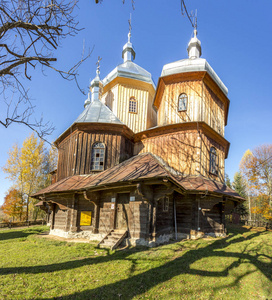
[
  {"x1": 128, "y1": 13, "x2": 132, "y2": 42},
  {"x1": 96, "y1": 56, "x2": 102, "y2": 75},
  {"x1": 193, "y1": 9, "x2": 197, "y2": 36}
]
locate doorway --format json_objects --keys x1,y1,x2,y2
[{"x1": 115, "y1": 193, "x2": 129, "y2": 230}]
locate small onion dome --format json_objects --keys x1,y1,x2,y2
[
  {"x1": 122, "y1": 31, "x2": 136, "y2": 63},
  {"x1": 90, "y1": 68, "x2": 103, "y2": 102},
  {"x1": 84, "y1": 92, "x2": 91, "y2": 108},
  {"x1": 187, "y1": 29, "x2": 202, "y2": 59}
]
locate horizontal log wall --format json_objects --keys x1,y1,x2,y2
[
  {"x1": 97, "y1": 189, "x2": 149, "y2": 240},
  {"x1": 76, "y1": 198, "x2": 95, "y2": 231},
  {"x1": 156, "y1": 196, "x2": 174, "y2": 236},
  {"x1": 53, "y1": 206, "x2": 70, "y2": 231},
  {"x1": 198, "y1": 196, "x2": 225, "y2": 233},
  {"x1": 175, "y1": 193, "x2": 194, "y2": 234}
]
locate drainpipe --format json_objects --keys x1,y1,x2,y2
[{"x1": 174, "y1": 198, "x2": 177, "y2": 240}]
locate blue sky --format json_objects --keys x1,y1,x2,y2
[{"x1": 1, "y1": 0, "x2": 272, "y2": 205}]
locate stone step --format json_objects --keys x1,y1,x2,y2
[
  {"x1": 101, "y1": 240, "x2": 114, "y2": 246},
  {"x1": 111, "y1": 231, "x2": 126, "y2": 237},
  {"x1": 99, "y1": 244, "x2": 111, "y2": 249},
  {"x1": 98, "y1": 230, "x2": 128, "y2": 249}
]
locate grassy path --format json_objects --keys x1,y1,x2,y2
[{"x1": 0, "y1": 225, "x2": 271, "y2": 299}]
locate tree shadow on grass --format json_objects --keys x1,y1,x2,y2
[
  {"x1": 53, "y1": 230, "x2": 271, "y2": 299},
  {"x1": 1, "y1": 227, "x2": 271, "y2": 299},
  {"x1": 0, "y1": 227, "x2": 47, "y2": 241}
]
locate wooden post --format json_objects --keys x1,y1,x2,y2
[
  {"x1": 148, "y1": 201, "x2": 153, "y2": 239},
  {"x1": 70, "y1": 194, "x2": 79, "y2": 232},
  {"x1": 152, "y1": 201, "x2": 157, "y2": 239},
  {"x1": 94, "y1": 202, "x2": 100, "y2": 233},
  {"x1": 48, "y1": 203, "x2": 55, "y2": 230}
]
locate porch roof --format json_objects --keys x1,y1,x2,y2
[{"x1": 32, "y1": 153, "x2": 244, "y2": 201}]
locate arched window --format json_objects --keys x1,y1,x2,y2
[
  {"x1": 178, "y1": 93, "x2": 187, "y2": 111},
  {"x1": 90, "y1": 142, "x2": 105, "y2": 171},
  {"x1": 129, "y1": 97, "x2": 137, "y2": 113},
  {"x1": 209, "y1": 147, "x2": 218, "y2": 175}
]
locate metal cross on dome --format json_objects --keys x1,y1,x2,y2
[
  {"x1": 128, "y1": 14, "x2": 132, "y2": 34},
  {"x1": 96, "y1": 56, "x2": 102, "y2": 73},
  {"x1": 128, "y1": 13, "x2": 132, "y2": 42}
]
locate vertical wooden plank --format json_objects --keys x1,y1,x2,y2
[
  {"x1": 80, "y1": 132, "x2": 87, "y2": 174},
  {"x1": 107, "y1": 133, "x2": 112, "y2": 168}
]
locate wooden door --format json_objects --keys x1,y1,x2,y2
[{"x1": 115, "y1": 193, "x2": 129, "y2": 230}]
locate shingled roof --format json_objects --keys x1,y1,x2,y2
[{"x1": 32, "y1": 153, "x2": 244, "y2": 201}]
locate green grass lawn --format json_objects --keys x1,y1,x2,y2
[{"x1": 0, "y1": 225, "x2": 271, "y2": 299}]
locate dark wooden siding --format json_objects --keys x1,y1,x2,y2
[
  {"x1": 175, "y1": 193, "x2": 194, "y2": 234},
  {"x1": 57, "y1": 130, "x2": 133, "y2": 181},
  {"x1": 156, "y1": 195, "x2": 174, "y2": 236},
  {"x1": 53, "y1": 206, "x2": 69, "y2": 231},
  {"x1": 97, "y1": 189, "x2": 149, "y2": 239},
  {"x1": 76, "y1": 198, "x2": 95, "y2": 231},
  {"x1": 199, "y1": 197, "x2": 224, "y2": 233}
]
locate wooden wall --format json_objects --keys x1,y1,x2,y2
[
  {"x1": 157, "y1": 79, "x2": 225, "y2": 137},
  {"x1": 198, "y1": 196, "x2": 225, "y2": 234},
  {"x1": 134, "y1": 129, "x2": 200, "y2": 176},
  {"x1": 202, "y1": 83, "x2": 225, "y2": 136},
  {"x1": 175, "y1": 193, "x2": 194, "y2": 234},
  {"x1": 97, "y1": 189, "x2": 150, "y2": 240},
  {"x1": 76, "y1": 198, "x2": 95, "y2": 232},
  {"x1": 134, "y1": 126, "x2": 225, "y2": 183},
  {"x1": 200, "y1": 133, "x2": 225, "y2": 183},
  {"x1": 57, "y1": 130, "x2": 133, "y2": 181},
  {"x1": 52, "y1": 206, "x2": 70, "y2": 231},
  {"x1": 102, "y1": 78, "x2": 156, "y2": 133},
  {"x1": 48, "y1": 186, "x2": 226, "y2": 239},
  {"x1": 157, "y1": 80, "x2": 202, "y2": 126},
  {"x1": 155, "y1": 189, "x2": 174, "y2": 236}
]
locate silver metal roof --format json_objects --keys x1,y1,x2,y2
[
  {"x1": 102, "y1": 61, "x2": 156, "y2": 89},
  {"x1": 74, "y1": 99, "x2": 124, "y2": 125},
  {"x1": 161, "y1": 58, "x2": 228, "y2": 96}
]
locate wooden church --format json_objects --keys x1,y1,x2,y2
[{"x1": 33, "y1": 28, "x2": 243, "y2": 248}]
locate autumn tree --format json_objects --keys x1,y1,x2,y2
[
  {"x1": 240, "y1": 145, "x2": 272, "y2": 223},
  {"x1": 1, "y1": 188, "x2": 24, "y2": 221},
  {"x1": 232, "y1": 172, "x2": 248, "y2": 217},
  {"x1": 3, "y1": 133, "x2": 57, "y2": 221},
  {"x1": 225, "y1": 173, "x2": 232, "y2": 188},
  {"x1": 0, "y1": 0, "x2": 89, "y2": 137}
]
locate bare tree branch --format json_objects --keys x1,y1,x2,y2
[{"x1": 0, "y1": 0, "x2": 91, "y2": 139}]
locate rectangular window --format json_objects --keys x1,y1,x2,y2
[
  {"x1": 163, "y1": 197, "x2": 169, "y2": 212},
  {"x1": 129, "y1": 98, "x2": 137, "y2": 113}
]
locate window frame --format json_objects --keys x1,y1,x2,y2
[
  {"x1": 209, "y1": 147, "x2": 218, "y2": 175},
  {"x1": 129, "y1": 97, "x2": 137, "y2": 114},
  {"x1": 163, "y1": 196, "x2": 169, "y2": 212},
  {"x1": 90, "y1": 142, "x2": 106, "y2": 171},
  {"x1": 178, "y1": 93, "x2": 188, "y2": 112}
]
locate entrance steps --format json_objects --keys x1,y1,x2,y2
[{"x1": 98, "y1": 229, "x2": 128, "y2": 250}]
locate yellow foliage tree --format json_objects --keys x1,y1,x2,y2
[
  {"x1": 240, "y1": 145, "x2": 272, "y2": 222},
  {"x1": 3, "y1": 133, "x2": 57, "y2": 221},
  {"x1": 1, "y1": 188, "x2": 25, "y2": 221}
]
